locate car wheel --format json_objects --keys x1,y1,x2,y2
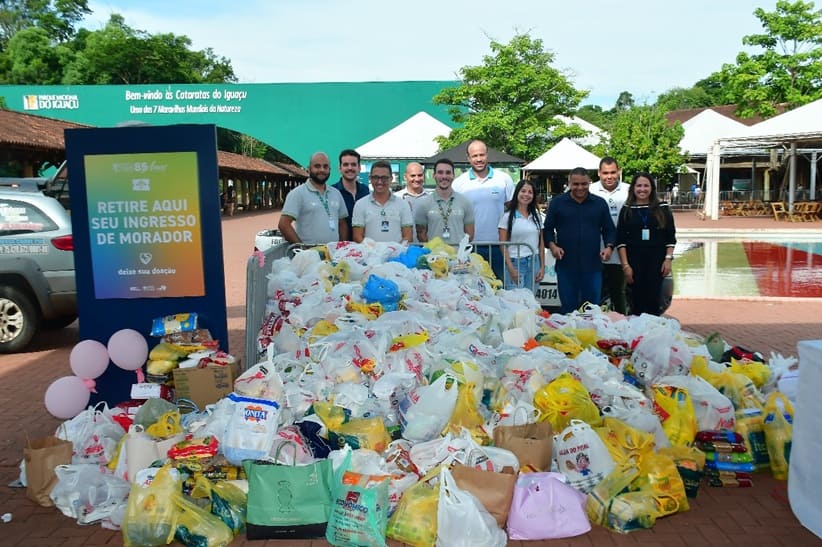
[{"x1": 0, "y1": 286, "x2": 40, "y2": 353}]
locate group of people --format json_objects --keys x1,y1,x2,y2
[
  {"x1": 277, "y1": 142, "x2": 676, "y2": 317},
  {"x1": 545, "y1": 158, "x2": 676, "y2": 316}
]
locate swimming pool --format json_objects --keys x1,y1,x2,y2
[{"x1": 674, "y1": 239, "x2": 822, "y2": 298}]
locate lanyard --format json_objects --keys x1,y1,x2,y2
[
  {"x1": 436, "y1": 196, "x2": 454, "y2": 225},
  {"x1": 638, "y1": 207, "x2": 650, "y2": 228},
  {"x1": 316, "y1": 188, "x2": 331, "y2": 219}
]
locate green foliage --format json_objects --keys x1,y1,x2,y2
[
  {"x1": 575, "y1": 104, "x2": 615, "y2": 132},
  {"x1": 0, "y1": 0, "x2": 90, "y2": 48},
  {"x1": 603, "y1": 105, "x2": 686, "y2": 185},
  {"x1": 715, "y1": 0, "x2": 822, "y2": 117},
  {"x1": 433, "y1": 33, "x2": 588, "y2": 160},
  {"x1": 0, "y1": 9, "x2": 236, "y2": 84},
  {"x1": 654, "y1": 86, "x2": 716, "y2": 112}
]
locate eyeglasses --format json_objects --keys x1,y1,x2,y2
[{"x1": 370, "y1": 175, "x2": 392, "y2": 183}]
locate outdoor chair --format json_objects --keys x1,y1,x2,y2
[{"x1": 770, "y1": 202, "x2": 794, "y2": 221}]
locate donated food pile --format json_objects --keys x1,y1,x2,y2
[{"x1": 30, "y1": 237, "x2": 799, "y2": 546}]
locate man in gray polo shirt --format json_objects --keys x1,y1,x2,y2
[
  {"x1": 352, "y1": 160, "x2": 414, "y2": 243},
  {"x1": 415, "y1": 158, "x2": 474, "y2": 244},
  {"x1": 278, "y1": 151, "x2": 349, "y2": 243}
]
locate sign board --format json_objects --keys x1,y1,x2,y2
[{"x1": 66, "y1": 124, "x2": 227, "y2": 405}]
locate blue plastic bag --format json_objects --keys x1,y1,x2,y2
[{"x1": 361, "y1": 275, "x2": 400, "y2": 312}]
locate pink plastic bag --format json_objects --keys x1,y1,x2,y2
[{"x1": 506, "y1": 471, "x2": 591, "y2": 540}]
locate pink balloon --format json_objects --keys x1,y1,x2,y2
[
  {"x1": 44, "y1": 376, "x2": 91, "y2": 419},
  {"x1": 107, "y1": 329, "x2": 149, "y2": 371},
  {"x1": 69, "y1": 339, "x2": 110, "y2": 379}
]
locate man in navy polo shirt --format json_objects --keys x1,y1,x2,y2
[{"x1": 543, "y1": 167, "x2": 616, "y2": 314}]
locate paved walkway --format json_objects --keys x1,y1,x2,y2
[{"x1": 0, "y1": 210, "x2": 820, "y2": 545}]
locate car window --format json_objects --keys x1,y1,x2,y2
[{"x1": 0, "y1": 198, "x2": 58, "y2": 236}]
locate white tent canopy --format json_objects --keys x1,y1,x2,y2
[
  {"x1": 356, "y1": 111, "x2": 451, "y2": 159},
  {"x1": 679, "y1": 109, "x2": 747, "y2": 156},
  {"x1": 523, "y1": 137, "x2": 601, "y2": 171},
  {"x1": 555, "y1": 115, "x2": 607, "y2": 147},
  {"x1": 702, "y1": 98, "x2": 822, "y2": 219}
]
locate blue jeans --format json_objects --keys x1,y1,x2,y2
[
  {"x1": 504, "y1": 255, "x2": 535, "y2": 290},
  {"x1": 556, "y1": 269, "x2": 602, "y2": 314}
]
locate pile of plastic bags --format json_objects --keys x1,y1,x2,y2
[{"x1": 32, "y1": 236, "x2": 800, "y2": 546}]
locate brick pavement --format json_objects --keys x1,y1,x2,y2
[{"x1": 0, "y1": 209, "x2": 820, "y2": 546}]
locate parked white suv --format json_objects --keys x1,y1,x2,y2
[{"x1": 0, "y1": 183, "x2": 77, "y2": 352}]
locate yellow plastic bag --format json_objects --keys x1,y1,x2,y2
[
  {"x1": 386, "y1": 476, "x2": 439, "y2": 547},
  {"x1": 633, "y1": 452, "x2": 689, "y2": 513},
  {"x1": 729, "y1": 358, "x2": 771, "y2": 388},
  {"x1": 534, "y1": 372, "x2": 602, "y2": 431},
  {"x1": 709, "y1": 370, "x2": 765, "y2": 412},
  {"x1": 442, "y1": 383, "x2": 490, "y2": 445},
  {"x1": 122, "y1": 465, "x2": 179, "y2": 547},
  {"x1": 535, "y1": 329, "x2": 584, "y2": 357},
  {"x1": 146, "y1": 410, "x2": 184, "y2": 438},
  {"x1": 174, "y1": 492, "x2": 234, "y2": 547},
  {"x1": 652, "y1": 385, "x2": 697, "y2": 447},
  {"x1": 424, "y1": 236, "x2": 457, "y2": 256},
  {"x1": 596, "y1": 417, "x2": 655, "y2": 467},
  {"x1": 586, "y1": 462, "x2": 640, "y2": 529},
  {"x1": 762, "y1": 391, "x2": 794, "y2": 480},
  {"x1": 332, "y1": 417, "x2": 392, "y2": 453}
]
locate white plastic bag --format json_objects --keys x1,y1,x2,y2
[
  {"x1": 56, "y1": 403, "x2": 125, "y2": 465},
  {"x1": 656, "y1": 374, "x2": 735, "y2": 431},
  {"x1": 49, "y1": 464, "x2": 130, "y2": 524},
  {"x1": 554, "y1": 419, "x2": 615, "y2": 494},
  {"x1": 399, "y1": 374, "x2": 459, "y2": 442},
  {"x1": 435, "y1": 467, "x2": 507, "y2": 547}
]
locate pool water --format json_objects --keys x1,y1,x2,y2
[{"x1": 674, "y1": 240, "x2": 822, "y2": 298}]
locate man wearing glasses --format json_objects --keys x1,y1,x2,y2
[
  {"x1": 278, "y1": 151, "x2": 349, "y2": 244},
  {"x1": 351, "y1": 160, "x2": 414, "y2": 243},
  {"x1": 590, "y1": 157, "x2": 630, "y2": 314}
]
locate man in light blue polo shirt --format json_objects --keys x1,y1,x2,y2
[
  {"x1": 352, "y1": 160, "x2": 414, "y2": 243},
  {"x1": 278, "y1": 151, "x2": 348, "y2": 244},
  {"x1": 452, "y1": 139, "x2": 515, "y2": 280}
]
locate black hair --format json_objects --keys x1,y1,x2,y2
[
  {"x1": 599, "y1": 156, "x2": 619, "y2": 169},
  {"x1": 339, "y1": 149, "x2": 361, "y2": 164},
  {"x1": 503, "y1": 179, "x2": 542, "y2": 237},
  {"x1": 370, "y1": 160, "x2": 392, "y2": 173},
  {"x1": 625, "y1": 172, "x2": 666, "y2": 228},
  {"x1": 568, "y1": 166, "x2": 590, "y2": 178},
  {"x1": 434, "y1": 158, "x2": 454, "y2": 171}
]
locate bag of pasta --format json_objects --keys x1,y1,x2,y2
[{"x1": 651, "y1": 384, "x2": 697, "y2": 447}]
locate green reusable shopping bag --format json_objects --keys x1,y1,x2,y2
[{"x1": 243, "y1": 454, "x2": 333, "y2": 540}]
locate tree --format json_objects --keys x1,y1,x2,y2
[
  {"x1": 0, "y1": 0, "x2": 90, "y2": 49},
  {"x1": 61, "y1": 15, "x2": 236, "y2": 84},
  {"x1": 614, "y1": 91, "x2": 635, "y2": 112},
  {"x1": 433, "y1": 33, "x2": 588, "y2": 160},
  {"x1": 714, "y1": 0, "x2": 822, "y2": 117},
  {"x1": 602, "y1": 105, "x2": 686, "y2": 186},
  {"x1": 654, "y1": 86, "x2": 716, "y2": 112}
]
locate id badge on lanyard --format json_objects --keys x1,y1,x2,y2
[{"x1": 641, "y1": 228, "x2": 650, "y2": 241}]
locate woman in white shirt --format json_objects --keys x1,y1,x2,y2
[{"x1": 498, "y1": 180, "x2": 545, "y2": 290}]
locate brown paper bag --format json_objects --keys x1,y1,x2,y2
[
  {"x1": 24, "y1": 435, "x2": 74, "y2": 507},
  {"x1": 451, "y1": 463, "x2": 517, "y2": 527},
  {"x1": 493, "y1": 422, "x2": 554, "y2": 471}
]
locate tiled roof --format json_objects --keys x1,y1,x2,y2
[
  {"x1": 217, "y1": 150, "x2": 302, "y2": 178},
  {"x1": 0, "y1": 108, "x2": 307, "y2": 177},
  {"x1": 0, "y1": 108, "x2": 88, "y2": 151}
]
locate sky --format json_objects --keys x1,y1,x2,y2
[{"x1": 84, "y1": 0, "x2": 770, "y2": 108}]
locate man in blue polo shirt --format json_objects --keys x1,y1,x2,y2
[
  {"x1": 332, "y1": 148, "x2": 370, "y2": 239},
  {"x1": 543, "y1": 167, "x2": 616, "y2": 314}
]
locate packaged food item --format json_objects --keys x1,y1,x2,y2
[{"x1": 151, "y1": 313, "x2": 199, "y2": 337}]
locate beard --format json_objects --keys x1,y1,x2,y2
[{"x1": 310, "y1": 171, "x2": 330, "y2": 185}]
